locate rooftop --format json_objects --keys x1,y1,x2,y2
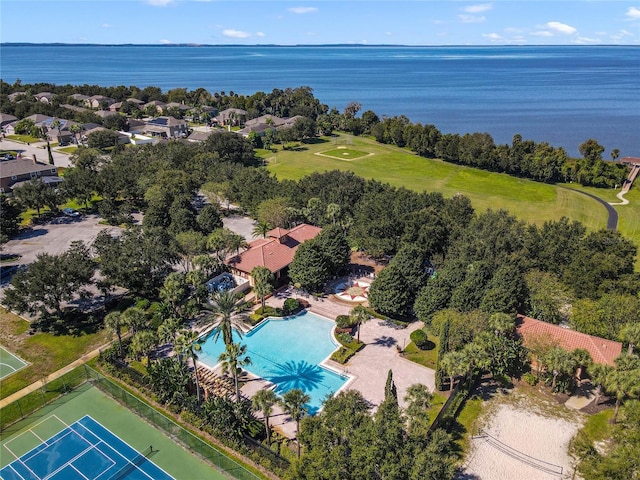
[
  {"x1": 227, "y1": 223, "x2": 322, "y2": 274},
  {"x1": 516, "y1": 315, "x2": 622, "y2": 366}
]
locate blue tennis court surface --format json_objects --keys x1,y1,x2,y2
[{"x1": 0, "y1": 416, "x2": 174, "y2": 480}]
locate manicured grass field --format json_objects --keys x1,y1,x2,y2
[
  {"x1": 319, "y1": 148, "x2": 369, "y2": 160},
  {"x1": 265, "y1": 134, "x2": 639, "y2": 269},
  {"x1": 0, "y1": 308, "x2": 111, "y2": 399}
]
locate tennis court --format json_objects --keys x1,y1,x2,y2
[
  {"x1": 0, "y1": 346, "x2": 29, "y2": 380},
  {"x1": 1, "y1": 415, "x2": 172, "y2": 480},
  {"x1": 1, "y1": 383, "x2": 232, "y2": 480}
]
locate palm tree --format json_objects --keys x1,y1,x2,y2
[
  {"x1": 50, "y1": 119, "x2": 63, "y2": 145},
  {"x1": 200, "y1": 291, "x2": 249, "y2": 346},
  {"x1": 129, "y1": 330, "x2": 157, "y2": 365},
  {"x1": 157, "y1": 316, "x2": 182, "y2": 345},
  {"x1": 620, "y1": 322, "x2": 640, "y2": 355},
  {"x1": 174, "y1": 329, "x2": 203, "y2": 403},
  {"x1": 590, "y1": 363, "x2": 613, "y2": 406},
  {"x1": 120, "y1": 306, "x2": 148, "y2": 335},
  {"x1": 488, "y1": 312, "x2": 515, "y2": 336},
  {"x1": 440, "y1": 350, "x2": 469, "y2": 392},
  {"x1": 404, "y1": 383, "x2": 433, "y2": 428},
  {"x1": 606, "y1": 368, "x2": 640, "y2": 424},
  {"x1": 280, "y1": 388, "x2": 310, "y2": 458},
  {"x1": 350, "y1": 305, "x2": 371, "y2": 342},
  {"x1": 251, "y1": 266, "x2": 273, "y2": 310},
  {"x1": 104, "y1": 311, "x2": 124, "y2": 357},
  {"x1": 325, "y1": 203, "x2": 341, "y2": 225},
  {"x1": 543, "y1": 347, "x2": 577, "y2": 391},
  {"x1": 252, "y1": 220, "x2": 272, "y2": 239},
  {"x1": 572, "y1": 348, "x2": 592, "y2": 383},
  {"x1": 69, "y1": 123, "x2": 83, "y2": 146},
  {"x1": 218, "y1": 342, "x2": 252, "y2": 401},
  {"x1": 252, "y1": 389, "x2": 279, "y2": 445}
]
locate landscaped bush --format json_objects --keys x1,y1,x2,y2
[
  {"x1": 330, "y1": 347, "x2": 357, "y2": 364},
  {"x1": 522, "y1": 372, "x2": 538, "y2": 386},
  {"x1": 283, "y1": 298, "x2": 301, "y2": 315},
  {"x1": 336, "y1": 315, "x2": 357, "y2": 329},
  {"x1": 337, "y1": 332, "x2": 354, "y2": 344},
  {"x1": 410, "y1": 329, "x2": 429, "y2": 349}
]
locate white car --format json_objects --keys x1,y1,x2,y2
[{"x1": 63, "y1": 208, "x2": 81, "y2": 217}]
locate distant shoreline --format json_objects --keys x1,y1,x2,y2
[{"x1": 1, "y1": 42, "x2": 637, "y2": 48}]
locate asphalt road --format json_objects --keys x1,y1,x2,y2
[{"x1": 0, "y1": 137, "x2": 73, "y2": 168}]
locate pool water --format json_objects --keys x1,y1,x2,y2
[{"x1": 198, "y1": 311, "x2": 348, "y2": 414}]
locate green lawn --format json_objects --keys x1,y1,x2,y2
[
  {"x1": 5, "y1": 134, "x2": 41, "y2": 143},
  {"x1": 265, "y1": 133, "x2": 632, "y2": 243},
  {"x1": 319, "y1": 148, "x2": 369, "y2": 160},
  {"x1": 403, "y1": 334, "x2": 439, "y2": 369},
  {"x1": 57, "y1": 145, "x2": 78, "y2": 154},
  {"x1": 0, "y1": 308, "x2": 112, "y2": 399}
]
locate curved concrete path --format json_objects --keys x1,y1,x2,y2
[
  {"x1": 609, "y1": 190, "x2": 630, "y2": 206},
  {"x1": 561, "y1": 187, "x2": 618, "y2": 230}
]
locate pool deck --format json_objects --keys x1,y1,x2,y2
[{"x1": 252, "y1": 282, "x2": 436, "y2": 440}]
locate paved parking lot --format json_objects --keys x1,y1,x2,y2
[{"x1": 1, "y1": 214, "x2": 118, "y2": 267}]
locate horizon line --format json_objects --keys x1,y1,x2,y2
[{"x1": 1, "y1": 42, "x2": 637, "y2": 48}]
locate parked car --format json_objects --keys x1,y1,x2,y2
[{"x1": 63, "y1": 208, "x2": 80, "y2": 217}]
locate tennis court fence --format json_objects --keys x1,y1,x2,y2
[
  {"x1": 85, "y1": 367, "x2": 263, "y2": 480},
  {"x1": 1, "y1": 365, "x2": 264, "y2": 480}
]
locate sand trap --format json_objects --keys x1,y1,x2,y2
[{"x1": 460, "y1": 392, "x2": 584, "y2": 480}]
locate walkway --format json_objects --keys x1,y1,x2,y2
[
  {"x1": 610, "y1": 164, "x2": 639, "y2": 206},
  {"x1": 0, "y1": 342, "x2": 110, "y2": 409}
]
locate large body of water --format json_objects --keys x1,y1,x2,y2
[{"x1": 1, "y1": 44, "x2": 638, "y2": 157}]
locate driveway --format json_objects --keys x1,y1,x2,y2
[
  {"x1": 0, "y1": 138, "x2": 72, "y2": 168},
  {"x1": 222, "y1": 215, "x2": 258, "y2": 242}
]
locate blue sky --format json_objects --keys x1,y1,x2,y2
[{"x1": 1, "y1": 1, "x2": 639, "y2": 45}]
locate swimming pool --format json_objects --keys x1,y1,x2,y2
[{"x1": 197, "y1": 311, "x2": 349, "y2": 414}]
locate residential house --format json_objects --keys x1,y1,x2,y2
[
  {"x1": 126, "y1": 98, "x2": 145, "y2": 107},
  {"x1": 8, "y1": 92, "x2": 26, "y2": 102},
  {"x1": 226, "y1": 224, "x2": 322, "y2": 285},
  {"x1": 69, "y1": 93, "x2": 90, "y2": 102},
  {"x1": 0, "y1": 113, "x2": 18, "y2": 128},
  {"x1": 94, "y1": 110, "x2": 119, "y2": 119},
  {"x1": 0, "y1": 158, "x2": 60, "y2": 193},
  {"x1": 516, "y1": 315, "x2": 623, "y2": 367},
  {"x1": 85, "y1": 95, "x2": 116, "y2": 109},
  {"x1": 215, "y1": 108, "x2": 248, "y2": 127},
  {"x1": 143, "y1": 100, "x2": 167, "y2": 114},
  {"x1": 163, "y1": 102, "x2": 191, "y2": 115},
  {"x1": 186, "y1": 130, "x2": 212, "y2": 143},
  {"x1": 34, "y1": 92, "x2": 55, "y2": 103},
  {"x1": 143, "y1": 116, "x2": 188, "y2": 138}
]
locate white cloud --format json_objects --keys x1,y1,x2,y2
[
  {"x1": 159, "y1": 39, "x2": 173, "y2": 44},
  {"x1": 222, "y1": 29, "x2": 251, "y2": 39},
  {"x1": 458, "y1": 14, "x2": 486, "y2": 23},
  {"x1": 147, "y1": 0, "x2": 173, "y2": 6},
  {"x1": 483, "y1": 32, "x2": 502, "y2": 41},
  {"x1": 545, "y1": 21, "x2": 577, "y2": 35},
  {"x1": 626, "y1": 7, "x2": 640, "y2": 20},
  {"x1": 505, "y1": 27, "x2": 523, "y2": 34},
  {"x1": 256, "y1": 32, "x2": 265, "y2": 37},
  {"x1": 619, "y1": 29, "x2": 634, "y2": 36},
  {"x1": 385, "y1": 31, "x2": 393, "y2": 36},
  {"x1": 464, "y1": 3, "x2": 493, "y2": 14},
  {"x1": 574, "y1": 36, "x2": 600, "y2": 44},
  {"x1": 288, "y1": 7, "x2": 318, "y2": 14},
  {"x1": 531, "y1": 30, "x2": 554, "y2": 37},
  {"x1": 102, "y1": 23, "x2": 111, "y2": 28}
]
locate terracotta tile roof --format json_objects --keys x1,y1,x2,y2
[
  {"x1": 516, "y1": 315, "x2": 622, "y2": 366},
  {"x1": 227, "y1": 223, "x2": 322, "y2": 274},
  {"x1": 621, "y1": 157, "x2": 640, "y2": 166}
]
